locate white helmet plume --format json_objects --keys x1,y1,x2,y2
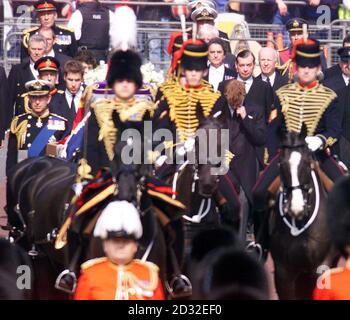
[
  {"x1": 93, "y1": 200, "x2": 143, "y2": 240},
  {"x1": 110, "y1": 6, "x2": 137, "y2": 52}
]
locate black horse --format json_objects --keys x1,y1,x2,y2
[
  {"x1": 6, "y1": 156, "x2": 77, "y2": 299},
  {"x1": 165, "y1": 107, "x2": 235, "y2": 259},
  {"x1": 269, "y1": 129, "x2": 339, "y2": 299},
  {"x1": 54, "y1": 111, "x2": 188, "y2": 298}
]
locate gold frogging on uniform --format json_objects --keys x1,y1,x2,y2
[
  {"x1": 92, "y1": 99, "x2": 156, "y2": 160},
  {"x1": 276, "y1": 82, "x2": 337, "y2": 147},
  {"x1": 159, "y1": 78, "x2": 221, "y2": 143}
]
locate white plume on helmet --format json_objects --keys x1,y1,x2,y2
[
  {"x1": 93, "y1": 200, "x2": 143, "y2": 240},
  {"x1": 110, "y1": 6, "x2": 137, "y2": 52}
]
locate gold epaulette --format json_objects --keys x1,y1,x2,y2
[
  {"x1": 22, "y1": 26, "x2": 39, "y2": 48},
  {"x1": 22, "y1": 26, "x2": 39, "y2": 34},
  {"x1": 51, "y1": 113, "x2": 68, "y2": 121},
  {"x1": 10, "y1": 114, "x2": 28, "y2": 149},
  {"x1": 81, "y1": 257, "x2": 108, "y2": 270},
  {"x1": 133, "y1": 259, "x2": 160, "y2": 272},
  {"x1": 57, "y1": 25, "x2": 74, "y2": 33}
]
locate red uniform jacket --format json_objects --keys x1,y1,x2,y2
[
  {"x1": 74, "y1": 257, "x2": 165, "y2": 300},
  {"x1": 313, "y1": 259, "x2": 350, "y2": 300}
]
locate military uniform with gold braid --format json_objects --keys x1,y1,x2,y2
[
  {"x1": 21, "y1": 0, "x2": 77, "y2": 61},
  {"x1": 86, "y1": 50, "x2": 156, "y2": 174},
  {"x1": 154, "y1": 40, "x2": 222, "y2": 144},
  {"x1": 278, "y1": 18, "x2": 327, "y2": 82},
  {"x1": 252, "y1": 39, "x2": 345, "y2": 255},
  {"x1": 74, "y1": 201, "x2": 165, "y2": 300},
  {"x1": 6, "y1": 80, "x2": 69, "y2": 176},
  {"x1": 153, "y1": 39, "x2": 241, "y2": 227}
]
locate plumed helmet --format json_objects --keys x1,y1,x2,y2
[{"x1": 93, "y1": 200, "x2": 143, "y2": 240}]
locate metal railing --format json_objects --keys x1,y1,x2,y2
[{"x1": 1, "y1": 17, "x2": 349, "y2": 72}]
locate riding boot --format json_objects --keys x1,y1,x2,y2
[{"x1": 252, "y1": 208, "x2": 270, "y2": 262}]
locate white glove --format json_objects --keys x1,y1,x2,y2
[
  {"x1": 184, "y1": 137, "x2": 195, "y2": 152},
  {"x1": 305, "y1": 136, "x2": 323, "y2": 152},
  {"x1": 155, "y1": 155, "x2": 168, "y2": 168}
]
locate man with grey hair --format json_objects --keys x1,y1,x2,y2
[
  {"x1": 257, "y1": 47, "x2": 287, "y2": 91},
  {"x1": 256, "y1": 47, "x2": 288, "y2": 163},
  {"x1": 6, "y1": 34, "x2": 47, "y2": 132}
]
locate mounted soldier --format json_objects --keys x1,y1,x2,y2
[{"x1": 252, "y1": 38, "x2": 346, "y2": 258}]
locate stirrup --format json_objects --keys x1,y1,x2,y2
[
  {"x1": 28, "y1": 244, "x2": 39, "y2": 257},
  {"x1": 165, "y1": 274, "x2": 192, "y2": 299},
  {"x1": 246, "y1": 241, "x2": 263, "y2": 261},
  {"x1": 55, "y1": 270, "x2": 77, "y2": 294}
]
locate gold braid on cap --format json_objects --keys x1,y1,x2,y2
[
  {"x1": 10, "y1": 116, "x2": 28, "y2": 149},
  {"x1": 159, "y1": 78, "x2": 221, "y2": 142}
]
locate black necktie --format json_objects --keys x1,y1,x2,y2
[
  {"x1": 70, "y1": 94, "x2": 76, "y2": 119},
  {"x1": 266, "y1": 76, "x2": 272, "y2": 87}
]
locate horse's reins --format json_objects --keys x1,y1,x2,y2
[{"x1": 279, "y1": 170, "x2": 320, "y2": 236}]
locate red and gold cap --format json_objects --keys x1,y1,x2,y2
[
  {"x1": 34, "y1": 0, "x2": 57, "y2": 13},
  {"x1": 34, "y1": 56, "x2": 60, "y2": 72}
]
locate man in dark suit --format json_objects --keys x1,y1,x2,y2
[
  {"x1": 60, "y1": 60, "x2": 85, "y2": 125},
  {"x1": 220, "y1": 79, "x2": 266, "y2": 206},
  {"x1": 21, "y1": 0, "x2": 77, "y2": 61},
  {"x1": 39, "y1": 27, "x2": 70, "y2": 73},
  {"x1": 328, "y1": 46, "x2": 350, "y2": 168},
  {"x1": 204, "y1": 37, "x2": 236, "y2": 91},
  {"x1": 218, "y1": 49, "x2": 272, "y2": 167},
  {"x1": 257, "y1": 47, "x2": 288, "y2": 162},
  {"x1": 7, "y1": 34, "x2": 46, "y2": 132},
  {"x1": 323, "y1": 46, "x2": 350, "y2": 93},
  {"x1": 324, "y1": 35, "x2": 350, "y2": 81}
]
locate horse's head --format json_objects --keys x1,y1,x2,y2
[
  {"x1": 279, "y1": 124, "x2": 313, "y2": 219},
  {"x1": 112, "y1": 110, "x2": 152, "y2": 205},
  {"x1": 192, "y1": 105, "x2": 224, "y2": 198}
]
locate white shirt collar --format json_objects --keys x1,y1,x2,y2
[
  {"x1": 65, "y1": 86, "x2": 83, "y2": 98},
  {"x1": 261, "y1": 71, "x2": 276, "y2": 86},
  {"x1": 208, "y1": 64, "x2": 225, "y2": 92},
  {"x1": 237, "y1": 75, "x2": 253, "y2": 93},
  {"x1": 46, "y1": 49, "x2": 55, "y2": 57},
  {"x1": 29, "y1": 59, "x2": 39, "y2": 79},
  {"x1": 343, "y1": 74, "x2": 349, "y2": 86},
  {"x1": 237, "y1": 75, "x2": 253, "y2": 84}
]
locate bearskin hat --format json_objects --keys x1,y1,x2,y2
[
  {"x1": 327, "y1": 177, "x2": 350, "y2": 256},
  {"x1": 106, "y1": 50, "x2": 143, "y2": 89}
]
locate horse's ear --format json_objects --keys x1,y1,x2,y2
[
  {"x1": 196, "y1": 102, "x2": 206, "y2": 124},
  {"x1": 300, "y1": 122, "x2": 308, "y2": 139}
]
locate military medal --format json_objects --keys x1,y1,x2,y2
[{"x1": 36, "y1": 118, "x2": 43, "y2": 128}]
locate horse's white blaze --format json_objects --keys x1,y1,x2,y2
[{"x1": 289, "y1": 151, "x2": 304, "y2": 217}]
